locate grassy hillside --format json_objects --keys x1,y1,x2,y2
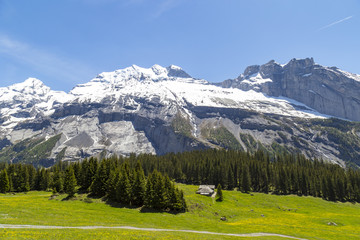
[
  {"x1": 0, "y1": 184, "x2": 359, "y2": 239},
  {"x1": 171, "y1": 113, "x2": 193, "y2": 138},
  {"x1": 201, "y1": 125, "x2": 243, "y2": 150},
  {"x1": 0, "y1": 134, "x2": 61, "y2": 167}
]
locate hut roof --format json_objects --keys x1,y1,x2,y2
[
  {"x1": 197, "y1": 185, "x2": 215, "y2": 195},
  {"x1": 199, "y1": 185, "x2": 215, "y2": 190}
]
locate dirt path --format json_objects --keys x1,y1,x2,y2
[{"x1": 0, "y1": 224, "x2": 308, "y2": 239}]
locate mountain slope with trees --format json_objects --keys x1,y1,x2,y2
[{"x1": 0, "y1": 149, "x2": 359, "y2": 203}]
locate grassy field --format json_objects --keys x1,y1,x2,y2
[{"x1": 0, "y1": 184, "x2": 359, "y2": 239}]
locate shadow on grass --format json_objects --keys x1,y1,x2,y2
[
  {"x1": 61, "y1": 195, "x2": 76, "y2": 201},
  {"x1": 60, "y1": 192, "x2": 187, "y2": 214},
  {"x1": 140, "y1": 207, "x2": 185, "y2": 215},
  {"x1": 76, "y1": 188, "x2": 89, "y2": 195},
  {"x1": 103, "y1": 198, "x2": 185, "y2": 214},
  {"x1": 104, "y1": 199, "x2": 139, "y2": 210}
]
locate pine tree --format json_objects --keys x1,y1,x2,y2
[
  {"x1": 153, "y1": 171, "x2": 167, "y2": 210},
  {"x1": 72, "y1": 161, "x2": 82, "y2": 184},
  {"x1": 0, "y1": 169, "x2": 10, "y2": 193},
  {"x1": 216, "y1": 183, "x2": 223, "y2": 201},
  {"x1": 335, "y1": 176, "x2": 345, "y2": 201},
  {"x1": 106, "y1": 169, "x2": 119, "y2": 200},
  {"x1": 179, "y1": 189, "x2": 187, "y2": 211},
  {"x1": 116, "y1": 168, "x2": 131, "y2": 205},
  {"x1": 327, "y1": 177, "x2": 336, "y2": 201},
  {"x1": 227, "y1": 167, "x2": 235, "y2": 190},
  {"x1": 277, "y1": 167, "x2": 288, "y2": 195},
  {"x1": 168, "y1": 183, "x2": 178, "y2": 211},
  {"x1": 321, "y1": 176, "x2": 328, "y2": 199},
  {"x1": 132, "y1": 162, "x2": 146, "y2": 206},
  {"x1": 346, "y1": 182, "x2": 355, "y2": 202},
  {"x1": 299, "y1": 170, "x2": 308, "y2": 196},
  {"x1": 51, "y1": 168, "x2": 64, "y2": 193},
  {"x1": 28, "y1": 165, "x2": 37, "y2": 190},
  {"x1": 241, "y1": 165, "x2": 251, "y2": 193},
  {"x1": 260, "y1": 168, "x2": 269, "y2": 193},
  {"x1": 21, "y1": 167, "x2": 30, "y2": 192},
  {"x1": 90, "y1": 160, "x2": 109, "y2": 197},
  {"x1": 64, "y1": 166, "x2": 77, "y2": 197},
  {"x1": 144, "y1": 173, "x2": 155, "y2": 208},
  {"x1": 81, "y1": 157, "x2": 98, "y2": 191},
  {"x1": 40, "y1": 169, "x2": 51, "y2": 191}
]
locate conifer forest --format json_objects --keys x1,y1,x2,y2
[{"x1": 1, "y1": 149, "x2": 360, "y2": 207}]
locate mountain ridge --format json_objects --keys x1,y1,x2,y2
[
  {"x1": 1, "y1": 58, "x2": 360, "y2": 168},
  {"x1": 220, "y1": 57, "x2": 360, "y2": 121}
]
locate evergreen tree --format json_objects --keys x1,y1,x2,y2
[
  {"x1": 106, "y1": 169, "x2": 119, "y2": 200},
  {"x1": 277, "y1": 167, "x2": 288, "y2": 195},
  {"x1": 116, "y1": 168, "x2": 131, "y2": 205},
  {"x1": 321, "y1": 176, "x2": 328, "y2": 200},
  {"x1": 299, "y1": 170, "x2": 308, "y2": 196},
  {"x1": 0, "y1": 169, "x2": 10, "y2": 193},
  {"x1": 28, "y1": 165, "x2": 37, "y2": 190},
  {"x1": 179, "y1": 189, "x2": 187, "y2": 211},
  {"x1": 21, "y1": 166, "x2": 30, "y2": 192},
  {"x1": 167, "y1": 183, "x2": 178, "y2": 211},
  {"x1": 81, "y1": 157, "x2": 98, "y2": 191},
  {"x1": 72, "y1": 161, "x2": 82, "y2": 184},
  {"x1": 260, "y1": 168, "x2": 269, "y2": 193},
  {"x1": 64, "y1": 166, "x2": 77, "y2": 197},
  {"x1": 51, "y1": 168, "x2": 64, "y2": 193},
  {"x1": 327, "y1": 177, "x2": 336, "y2": 201},
  {"x1": 216, "y1": 183, "x2": 223, "y2": 201},
  {"x1": 39, "y1": 169, "x2": 51, "y2": 191},
  {"x1": 152, "y1": 170, "x2": 167, "y2": 210},
  {"x1": 144, "y1": 173, "x2": 155, "y2": 208},
  {"x1": 227, "y1": 167, "x2": 235, "y2": 190},
  {"x1": 241, "y1": 165, "x2": 251, "y2": 193},
  {"x1": 90, "y1": 160, "x2": 109, "y2": 197},
  {"x1": 132, "y1": 162, "x2": 146, "y2": 206}
]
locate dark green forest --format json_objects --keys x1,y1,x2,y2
[
  {"x1": 133, "y1": 149, "x2": 360, "y2": 202},
  {"x1": 1, "y1": 149, "x2": 360, "y2": 205},
  {"x1": 0, "y1": 158, "x2": 186, "y2": 212}
]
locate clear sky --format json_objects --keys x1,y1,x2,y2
[{"x1": 0, "y1": 0, "x2": 358, "y2": 92}]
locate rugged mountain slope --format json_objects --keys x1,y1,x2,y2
[
  {"x1": 1, "y1": 59, "x2": 360, "y2": 167},
  {"x1": 221, "y1": 58, "x2": 360, "y2": 121}
]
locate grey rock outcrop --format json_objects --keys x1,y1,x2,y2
[{"x1": 221, "y1": 58, "x2": 360, "y2": 121}]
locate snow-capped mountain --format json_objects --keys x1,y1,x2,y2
[
  {"x1": 0, "y1": 78, "x2": 70, "y2": 135},
  {"x1": 221, "y1": 58, "x2": 360, "y2": 121},
  {"x1": 1, "y1": 58, "x2": 360, "y2": 167}
]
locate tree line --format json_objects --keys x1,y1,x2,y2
[
  {"x1": 1, "y1": 149, "x2": 360, "y2": 203},
  {"x1": 0, "y1": 158, "x2": 186, "y2": 212},
  {"x1": 115, "y1": 149, "x2": 360, "y2": 203}
]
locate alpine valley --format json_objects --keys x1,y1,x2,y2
[{"x1": 1, "y1": 58, "x2": 360, "y2": 168}]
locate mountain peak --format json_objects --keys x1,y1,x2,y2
[
  {"x1": 22, "y1": 77, "x2": 45, "y2": 87},
  {"x1": 166, "y1": 65, "x2": 192, "y2": 78},
  {"x1": 93, "y1": 64, "x2": 193, "y2": 84},
  {"x1": 9, "y1": 78, "x2": 50, "y2": 96},
  {"x1": 151, "y1": 64, "x2": 168, "y2": 76},
  {"x1": 284, "y1": 57, "x2": 315, "y2": 69},
  {"x1": 70, "y1": 64, "x2": 196, "y2": 98}
]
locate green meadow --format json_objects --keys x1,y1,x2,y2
[{"x1": 0, "y1": 184, "x2": 359, "y2": 239}]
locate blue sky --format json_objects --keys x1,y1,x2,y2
[{"x1": 0, "y1": 0, "x2": 358, "y2": 91}]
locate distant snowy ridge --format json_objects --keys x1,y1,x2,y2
[
  {"x1": 221, "y1": 57, "x2": 360, "y2": 122},
  {"x1": 2, "y1": 58, "x2": 360, "y2": 167}
]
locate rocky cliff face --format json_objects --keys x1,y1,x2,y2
[
  {"x1": 221, "y1": 58, "x2": 360, "y2": 121},
  {"x1": 1, "y1": 60, "x2": 360, "y2": 167}
]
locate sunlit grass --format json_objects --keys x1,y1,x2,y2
[
  {"x1": 0, "y1": 184, "x2": 359, "y2": 239},
  {"x1": 0, "y1": 228, "x2": 295, "y2": 240}
]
